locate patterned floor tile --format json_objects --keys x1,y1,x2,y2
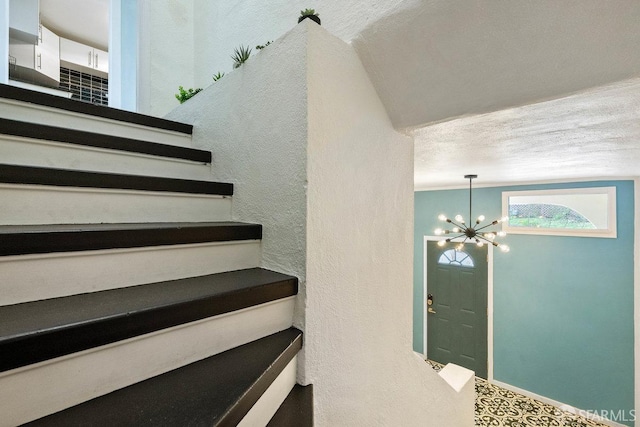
[{"x1": 426, "y1": 360, "x2": 611, "y2": 427}]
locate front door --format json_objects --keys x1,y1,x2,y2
[{"x1": 426, "y1": 241, "x2": 488, "y2": 378}]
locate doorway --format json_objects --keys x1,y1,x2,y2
[
  {"x1": 4, "y1": 0, "x2": 136, "y2": 110},
  {"x1": 425, "y1": 239, "x2": 490, "y2": 379}
]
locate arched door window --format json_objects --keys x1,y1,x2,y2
[{"x1": 438, "y1": 249, "x2": 474, "y2": 268}]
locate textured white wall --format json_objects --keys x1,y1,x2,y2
[
  {"x1": 139, "y1": 0, "x2": 412, "y2": 116},
  {"x1": 304, "y1": 23, "x2": 472, "y2": 426},
  {"x1": 167, "y1": 21, "x2": 473, "y2": 426},
  {"x1": 165, "y1": 22, "x2": 309, "y2": 285}
]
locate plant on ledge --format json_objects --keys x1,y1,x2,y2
[
  {"x1": 212, "y1": 71, "x2": 225, "y2": 81},
  {"x1": 256, "y1": 41, "x2": 273, "y2": 50},
  {"x1": 175, "y1": 86, "x2": 203, "y2": 104},
  {"x1": 298, "y1": 8, "x2": 320, "y2": 25},
  {"x1": 232, "y1": 45, "x2": 252, "y2": 69}
]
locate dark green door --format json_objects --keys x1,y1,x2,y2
[{"x1": 427, "y1": 241, "x2": 488, "y2": 378}]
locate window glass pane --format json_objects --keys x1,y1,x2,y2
[
  {"x1": 502, "y1": 187, "x2": 616, "y2": 238},
  {"x1": 438, "y1": 249, "x2": 474, "y2": 268}
]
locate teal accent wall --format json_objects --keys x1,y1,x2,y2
[{"x1": 414, "y1": 181, "x2": 635, "y2": 424}]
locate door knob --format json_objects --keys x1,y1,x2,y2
[{"x1": 428, "y1": 307, "x2": 436, "y2": 314}]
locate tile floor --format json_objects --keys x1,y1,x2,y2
[{"x1": 427, "y1": 360, "x2": 611, "y2": 427}]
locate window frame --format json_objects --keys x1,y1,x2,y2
[{"x1": 501, "y1": 186, "x2": 617, "y2": 238}]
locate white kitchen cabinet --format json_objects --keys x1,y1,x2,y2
[
  {"x1": 60, "y1": 38, "x2": 109, "y2": 74},
  {"x1": 35, "y1": 25, "x2": 61, "y2": 82},
  {"x1": 9, "y1": 0, "x2": 39, "y2": 44},
  {"x1": 8, "y1": 24, "x2": 60, "y2": 82}
]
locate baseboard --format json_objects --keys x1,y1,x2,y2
[{"x1": 492, "y1": 380, "x2": 630, "y2": 427}]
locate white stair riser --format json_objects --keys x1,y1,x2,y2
[
  {"x1": 0, "y1": 185, "x2": 232, "y2": 225},
  {"x1": 0, "y1": 99, "x2": 193, "y2": 148},
  {"x1": 0, "y1": 241, "x2": 261, "y2": 305},
  {"x1": 1, "y1": 135, "x2": 212, "y2": 180},
  {"x1": 0, "y1": 297, "x2": 296, "y2": 426},
  {"x1": 238, "y1": 356, "x2": 298, "y2": 427}
]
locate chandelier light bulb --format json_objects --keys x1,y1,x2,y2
[
  {"x1": 500, "y1": 216, "x2": 509, "y2": 223},
  {"x1": 438, "y1": 214, "x2": 447, "y2": 221},
  {"x1": 452, "y1": 227, "x2": 460, "y2": 233},
  {"x1": 500, "y1": 244, "x2": 510, "y2": 253},
  {"x1": 454, "y1": 214, "x2": 464, "y2": 223},
  {"x1": 477, "y1": 215, "x2": 485, "y2": 222},
  {"x1": 456, "y1": 243, "x2": 464, "y2": 251},
  {"x1": 437, "y1": 240, "x2": 446, "y2": 247},
  {"x1": 434, "y1": 228, "x2": 443, "y2": 236},
  {"x1": 497, "y1": 231, "x2": 507, "y2": 237},
  {"x1": 485, "y1": 233, "x2": 495, "y2": 240},
  {"x1": 476, "y1": 240, "x2": 484, "y2": 247}
]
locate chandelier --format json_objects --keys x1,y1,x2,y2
[{"x1": 435, "y1": 175, "x2": 510, "y2": 252}]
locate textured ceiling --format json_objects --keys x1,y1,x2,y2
[
  {"x1": 413, "y1": 78, "x2": 640, "y2": 190},
  {"x1": 349, "y1": 0, "x2": 640, "y2": 188},
  {"x1": 354, "y1": 0, "x2": 640, "y2": 129}
]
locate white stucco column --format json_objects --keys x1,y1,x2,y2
[{"x1": 0, "y1": 0, "x2": 9, "y2": 84}]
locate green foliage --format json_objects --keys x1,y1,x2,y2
[
  {"x1": 232, "y1": 45, "x2": 252, "y2": 69},
  {"x1": 256, "y1": 41, "x2": 273, "y2": 50},
  {"x1": 212, "y1": 71, "x2": 225, "y2": 81},
  {"x1": 175, "y1": 86, "x2": 203, "y2": 104},
  {"x1": 300, "y1": 8, "x2": 318, "y2": 17}
]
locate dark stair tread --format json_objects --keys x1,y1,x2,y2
[
  {"x1": 0, "y1": 84, "x2": 193, "y2": 135},
  {"x1": 0, "y1": 221, "x2": 262, "y2": 256},
  {"x1": 267, "y1": 384, "x2": 314, "y2": 426},
  {"x1": 0, "y1": 268, "x2": 298, "y2": 372},
  {"x1": 24, "y1": 328, "x2": 303, "y2": 427},
  {"x1": 0, "y1": 164, "x2": 232, "y2": 195},
  {"x1": 0, "y1": 118, "x2": 208, "y2": 163}
]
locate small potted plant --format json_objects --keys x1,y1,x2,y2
[
  {"x1": 298, "y1": 8, "x2": 320, "y2": 25},
  {"x1": 175, "y1": 86, "x2": 203, "y2": 104},
  {"x1": 231, "y1": 45, "x2": 252, "y2": 69}
]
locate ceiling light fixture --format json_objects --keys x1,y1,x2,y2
[{"x1": 434, "y1": 175, "x2": 510, "y2": 252}]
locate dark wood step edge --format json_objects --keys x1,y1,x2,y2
[
  {"x1": 0, "y1": 274, "x2": 298, "y2": 372},
  {"x1": 218, "y1": 330, "x2": 303, "y2": 427},
  {"x1": 267, "y1": 384, "x2": 314, "y2": 426},
  {"x1": 0, "y1": 222, "x2": 262, "y2": 256},
  {"x1": 24, "y1": 329, "x2": 303, "y2": 427},
  {"x1": 0, "y1": 164, "x2": 232, "y2": 196},
  {"x1": 0, "y1": 83, "x2": 193, "y2": 135},
  {"x1": 0, "y1": 118, "x2": 209, "y2": 163}
]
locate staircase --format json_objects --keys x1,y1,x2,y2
[{"x1": 0, "y1": 84, "x2": 312, "y2": 426}]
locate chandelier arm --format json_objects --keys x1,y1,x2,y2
[
  {"x1": 475, "y1": 221, "x2": 500, "y2": 232},
  {"x1": 447, "y1": 220, "x2": 465, "y2": 229},
  {"x1": 477, "y1": 235, "x2": 499, "y2": 246},
  {"x1": 447, "y1": 234, "x2": 466, "y2": 241},
  {"x1": 450, "y1": 221, "x2": 467, "y2": 230}
]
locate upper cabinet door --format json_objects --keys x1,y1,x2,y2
[
  {"x1": 60, "y1": 38, "x2": 94, "y2": 69},
  {"x1": 93, "y1": 48, "x2": 109, "y2": 73},
  {"x1": 9, "y1": 0, "x2": 40, "y2": 44},
  {"x1": 60, "y1": 38, "x2": 109, "y2": 74},
  {"x1": 35, "y1": 25, "x2": 61, "y2": 82}
]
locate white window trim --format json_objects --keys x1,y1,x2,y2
[{"x1": 501, "y1": 186, "x2": 617, "y2": 238}]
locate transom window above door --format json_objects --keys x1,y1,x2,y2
[
  {"x1": 502, "y1": 186, "x2": 616, "y2": 238},
  {"x1": 438, "y1": 249, "x2": 475, "y2": 268}
]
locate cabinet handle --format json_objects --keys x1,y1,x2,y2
[
  {"x1": 88, "y1": 52, "x2": 92, "y2": 66},
  {"x1": 95, "y1": 54, "x2": 98, "y2": 68},
  {"x1": 37, "y1": 53, "x2": 42, "y2": 69},
  {"x1": 38, "y1": 25, "x2": 42, "y2": 43}
]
